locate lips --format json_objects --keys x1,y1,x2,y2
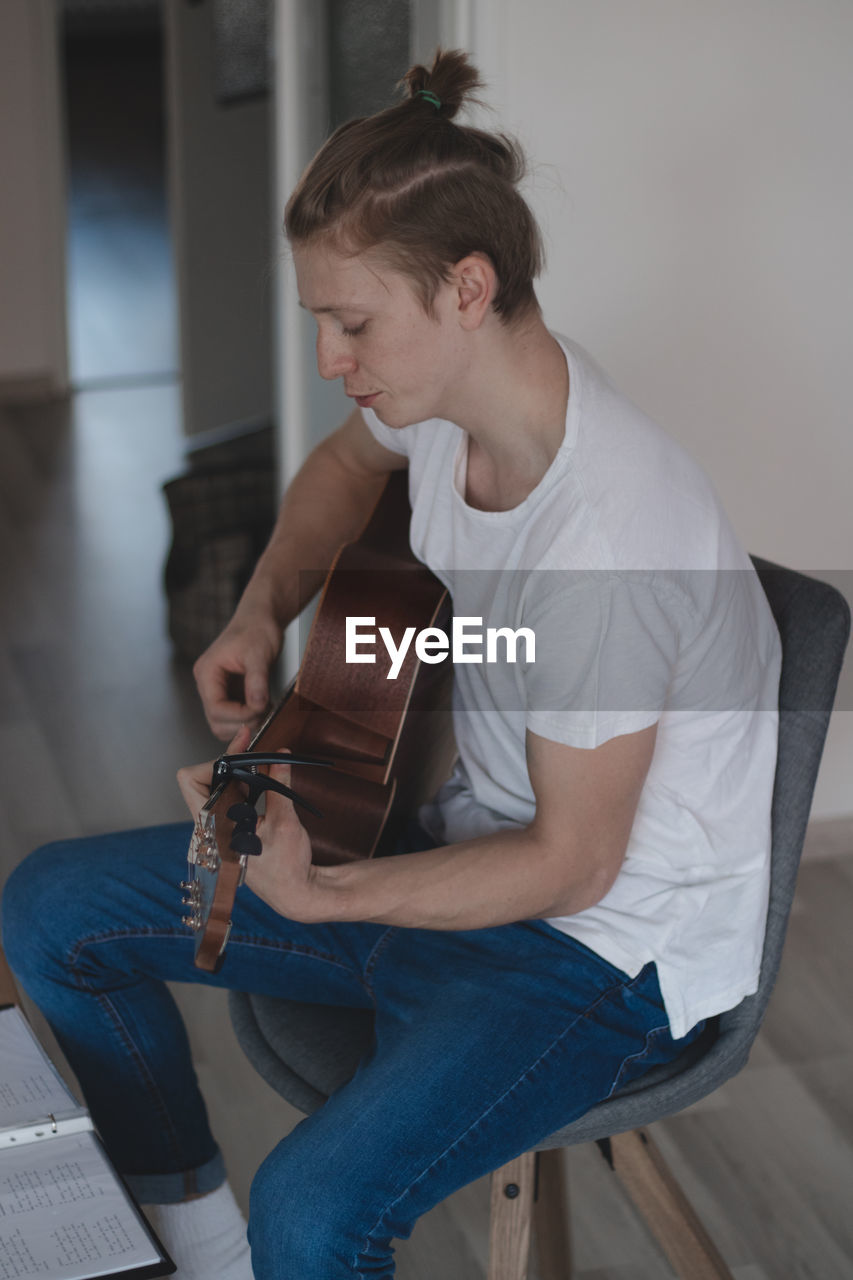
[{"x1": 350, "y1": 392, "x2": 381, "y2": 409}]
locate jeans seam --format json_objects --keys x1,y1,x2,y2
[
  {"x1": 66, "y1": 925, "x2": 190, "y2": 967},
  {"x1": 62, "y1": 925, "x2": 371, "y2": 1177},
  {"x1": 94, "y1": 990, "x2": 186, "y2": 1169},
  {"x1": 64, "y1": 940, "x2": 189, "y2": 1171},
  {"x1": 62, "y1": 927, "x2": 363, "y2": 1170},
  {"x1": 227, "y1": 934, "x2": 365, "y2": 971},
  {"x1": 228, "y1": 935, "x2": 378, "y2": 1000},
  {"x1": 361, "y1": 927, "x2": 398, "y2": 999},
  {"x1": 69, "y1": 926, "x2": 358, "y2": 981},
  {"x1": 604, "y1": 1022, "x2": 669, "y2": 1098},
  {"x1": 354, "y1": 972, "x2": 630, "y2": 1274}
]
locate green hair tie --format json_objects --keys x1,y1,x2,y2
[{"x1": 416, "y1": 90, "x2": 442, "y2": 111}]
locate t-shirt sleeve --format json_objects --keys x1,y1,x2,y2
[
  {"x1": 522, "y1": 571, "x2": 686, "y2": 749},
  {"x1": 360, "y1": 405, "x2": 410, "y2": 456}
]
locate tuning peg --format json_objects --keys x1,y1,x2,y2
[
  {"x1": 227, "y1": 802, "x2": 257, "y2": 824},
  {"x1": 230, "y1": 829, "x2": 263, "y2": 857}
]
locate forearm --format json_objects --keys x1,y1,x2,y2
[
  {"x1": 237, "y1": 438, "x2": 388, "y2": 630},
  {"x1": 307, "y1": 828, "x2": 608, "y2": 930}
]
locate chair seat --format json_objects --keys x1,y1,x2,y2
[{"x1": 229, "y1": 989, "x2": 731, "y2": 1146}]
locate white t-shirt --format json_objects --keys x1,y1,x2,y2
[{"x1": 361, "y1": 335, "x2": 781, "y2": 1039}]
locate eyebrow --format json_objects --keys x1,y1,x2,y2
[{"x1": 297, "y1": 301, "x2": 370, "y2": 315}]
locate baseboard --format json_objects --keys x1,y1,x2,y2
[{"x1": 802, "y1": 814, "x2": 853, "y2": 860}]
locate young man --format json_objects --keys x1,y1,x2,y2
[{"x1": 2, "y1": 50, "x2": 781, "y2": 1279}]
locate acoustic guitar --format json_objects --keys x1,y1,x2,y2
[{"x1": 183, "y1": 472, "x2": 456, "y2": 972}]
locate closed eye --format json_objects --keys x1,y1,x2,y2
[{"x1": 342, "y1": 322, "x2": 368, "y2": 337}]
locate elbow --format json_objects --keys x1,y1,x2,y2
[{"x1": 539, "y1": 848, "x2": 624, "y2": 918}]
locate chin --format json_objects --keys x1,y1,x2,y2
[
  {"x1": 375, "y1": 403, "x2": 431, "y2": 430},
  {"x1": 372, "y1": 406, "x2": 405, "y2": 429}
]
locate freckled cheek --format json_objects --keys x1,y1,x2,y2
[{"x1": 382, "y1": 337, "x2": 426, "y2": 387}]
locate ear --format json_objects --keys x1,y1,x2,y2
[{"x1": 451, "y1": 254, "x2": 498, "y2": 330}]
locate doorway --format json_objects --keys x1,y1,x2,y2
[{"x1": 61, "y1": 0, "x2": 177, "y2": 388}]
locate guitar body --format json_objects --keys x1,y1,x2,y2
[{"x1": 185, "y1": 472, "x2": 456, "y2": 972}]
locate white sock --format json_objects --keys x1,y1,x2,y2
[{"x1": 142, "y1": 1181, "x2": 253, "y2": 1280}]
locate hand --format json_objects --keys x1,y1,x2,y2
[
  {"x1": 177, "y1": 732, "x2": 323, "y2": 923},
  {"x1": 176, "y1": 726, "x2": 252, "y2": 824},
  {"x1": 193, "y1": 610, "x2": 283, "y2": 741},
  {"x1": 243, "y1": 757, "x2": 321, "y2": 923}
]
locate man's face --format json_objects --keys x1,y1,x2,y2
[{"x1": 293, "y1": 241, "x2": 464, "y2": 428}]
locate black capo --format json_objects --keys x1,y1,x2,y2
[{"x1": 212, "y1": 752, "x2": 334, "y2": 858}]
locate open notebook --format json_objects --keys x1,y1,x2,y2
[{"x1": 0, "y1": 959, "x2": 174, "y2": 1279}]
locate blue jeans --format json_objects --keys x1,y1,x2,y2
[{"x1": 2, "y1": 822, "x2": 703, "y2": 1279}]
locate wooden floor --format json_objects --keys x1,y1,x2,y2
[{"x1": 1, "y1": 20, "x2": 852, "y2": 1280}]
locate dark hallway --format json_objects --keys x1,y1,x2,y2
[{"x1": 62, "y1": 1, "x2": 178, "y2": 386}]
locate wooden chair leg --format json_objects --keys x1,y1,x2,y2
[
  {"x1": 604, "y1": 1128, "x2": 734, "y2": 1280},
  {"x1": 533, "y1": 1148, "x2": 573, "y2": 1280},
  {"x1": 488, "y1": 1152, "x2": 536, "y2": 1280}
]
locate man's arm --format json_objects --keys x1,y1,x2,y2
[
  {"x1": 241, "y1": 721, "x2": 659, "y2": 929},
  {"x1": 193, "y1": 408, "x2": 406, "y2": 739}
]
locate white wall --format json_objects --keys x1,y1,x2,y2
[
  {"x1": 0, "y1": 0, "x2": 68, "y2": 398},
  {"x1": 270, "y1": 0, "x2": 852, "y2": 816},
  {"x1": 462, "y1": 0, "x2": 852, "y2": 819}
]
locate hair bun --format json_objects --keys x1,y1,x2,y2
[
  {"x1": 402, "y1": 48, "x2": 483, "y2": 119},
  {"x1": 286, "y1": 45, "x2": 542, "y2": 325}
]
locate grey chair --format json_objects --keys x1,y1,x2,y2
[{"x1": 228, "y1": 560, "x2": 850, "y2": 1279}]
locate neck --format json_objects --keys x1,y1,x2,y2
[{"x1": 444, "y1": 313, "x2": 569, "y2": 510}]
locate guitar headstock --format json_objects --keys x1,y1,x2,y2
[
  {"x1": 179, "y1": 683, "x2": 296, "y2": 970},
  {"x1": 184, "y1": 803, "x2": 249, "y2": 971},
  {"x1": 179, "y1": 472, "x2": 454, "y2": 971}
]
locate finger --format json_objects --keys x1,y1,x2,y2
[
  {"x1": 200, "y1": 654, "x2": 269, "y2": 716},
  {"x1": 194, "y1": 660, "x2": 256, "y2": 725},
  {"x1": 225, "y1": 724, "x2": 253, "y2": 755},
  {"x1": 209, "y1": 703, "x2": 263, "y2": 742},
  {"x1": 257, "y1": 760, "x2": 298, "y2": 824},
  {"x1": 254, "y1": 756, "x2": 292, "y2": 791},
  {"x1": 176, "y1": 722, "x2": 254, "y2": 817},
  {"x1": 243, "y1": 665, "x2": 270, "y2": 712},
  {"x1": 176, "y1": 760, "x2": 215, "y2": 819},
  {"x1": 193, "y1": 654, "x2": 235, "y2": 710}
]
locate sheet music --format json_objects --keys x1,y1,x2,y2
[
  {"x1": 0, "y1": 1008, "x2": 82, "y2": 1130},
  {"x1": 0, "y1": 1129, "x2": 162, "y2": 1278}
]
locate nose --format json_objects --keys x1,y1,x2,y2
[{"x1": 315, "y1": 328, "x2": 358, "y2": 381}]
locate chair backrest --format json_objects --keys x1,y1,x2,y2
[
  {"x1": 229, "y1": 560, "x2": 851, "y2": 1139},
  {"x1": 741, "y1": 558, "x2": 850, "y2": 1026},
  {"x1": 538, "y1": 558, "x2": 851, "y2": 1145}
]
